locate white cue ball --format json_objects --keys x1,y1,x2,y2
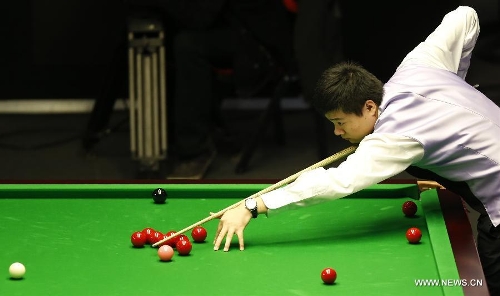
[{"x1": 9, "y1": 262, "x2": 26, "y2": 279}]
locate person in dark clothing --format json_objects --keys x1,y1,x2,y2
[
  {"x1": 293, "y1": 0, "x2": 341, "y2": 102},
  {"x1": 162, "y1": 0, "x2": 295, "y2": 179}
]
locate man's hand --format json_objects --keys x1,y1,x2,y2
[
  {"x1": 417, "y1": 180, "x2": 446, "y2": 191},
  {"x1": 213, "y1": 203, "x2": 252, "y2": 251}
]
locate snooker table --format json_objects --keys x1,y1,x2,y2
[{"x1": 0, "y1": 182, "x2": 488, "y2": 296}]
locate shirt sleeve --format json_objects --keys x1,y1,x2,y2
[
  {"x1": 396, "y1": 6, "x2": 479, "y2": 79},
  {"x1": 260, "y1": 134, "x2": 424, "y2": 216}
]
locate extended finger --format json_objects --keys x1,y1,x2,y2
[
  {"x1": 213, "y1": 220, "x2": 223, "y2": 245},
  {"x1": 223, "y1": 229, "x2": 236, "y2": 252},
  {"x1": 236, "y1": 229, "x2": 245, "y2": 251},
  {"x1": 214, "y1": 224, "x2": 227, "y2": 251}
]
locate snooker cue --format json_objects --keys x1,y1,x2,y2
[{"x1": 152, "y1": 145, "x2": 357, "y2": 247}]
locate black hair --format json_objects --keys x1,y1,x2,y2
[{"x1": 311, "y1": 61, "x2": 384, "y2": 116}]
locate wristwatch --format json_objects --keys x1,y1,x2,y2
[{"x1": 244, "y1": 198, "x2": 258, "y2": 218}]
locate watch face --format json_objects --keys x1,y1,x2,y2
[{"x1": 245, "y1": 198, "x2": 257, "y2": 209}]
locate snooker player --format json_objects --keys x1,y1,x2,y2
[{"x1": 213, "y1": 6, "x2": 500, "y2": 294}]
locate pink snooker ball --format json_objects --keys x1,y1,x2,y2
[{"x1": 158, "y1": 245, "x2": 174, "y2": 262}]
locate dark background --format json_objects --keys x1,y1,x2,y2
[
  {"x1": 1, "y1": 0, "x2": 496, "y2": 100},
  {"x1": 0, "y1": 0, "x2": 126, "y2": 99}
]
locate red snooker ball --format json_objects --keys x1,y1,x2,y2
[
  {"x1": 149, "y1": 231, "x2": 164, "y2": 246},
  {"x1": 402, "y1": 201, "x2": 418, "y2": 217},
  {"x1": 176, "y1": 234, "x2": 190, "y2": 244},
  {"x1": 141, "y1": 227, "x2": 156, "y2": 244},
  {"x1": 191, "y1": 226, "x2": 208, "y2": 243},
  {"x1": 176, "y1": 240, "x2": 192, "y2": 256},
  {"x1": 406, "y1": 227, "x2": 422, "y2": 244},
  {"x1": 164, "y1": 230, "x2": 178, "y2": 247},
  {"x1": 321, "y1": 267, "x2": 337, "y2": 284},
  {"x1": 131, "y1": 231, "x2": 147, "y2": 247}
]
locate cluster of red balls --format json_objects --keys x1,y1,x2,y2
[
  {"x1": 130, "y1": 226, "x2": 208, "y2": 261},
  {"x1": 402, "y1": 200, "x2": 422, "y2": 243}
]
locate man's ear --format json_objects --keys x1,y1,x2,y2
[{"x1": 365, "y1": 100, "x2": 377, "y2": 114}]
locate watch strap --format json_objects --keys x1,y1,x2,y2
[{"x1": 249, "y1": 205, "x2": 258, "y2": 218}]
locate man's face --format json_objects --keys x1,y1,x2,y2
[{"x1": 324, "y1": 100, "x2": 379, "y2": 143}]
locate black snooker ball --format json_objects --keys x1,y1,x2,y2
[{"x1": 152, "y1": 188, "x2": 167, "y2": 204}]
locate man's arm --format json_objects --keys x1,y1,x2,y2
[
  {"x1": 260, "y1": 134, "x2": 424, "y2": 215},
  {"x1": 397, "y1": 6, "x2": 480, "y2": 79}
]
